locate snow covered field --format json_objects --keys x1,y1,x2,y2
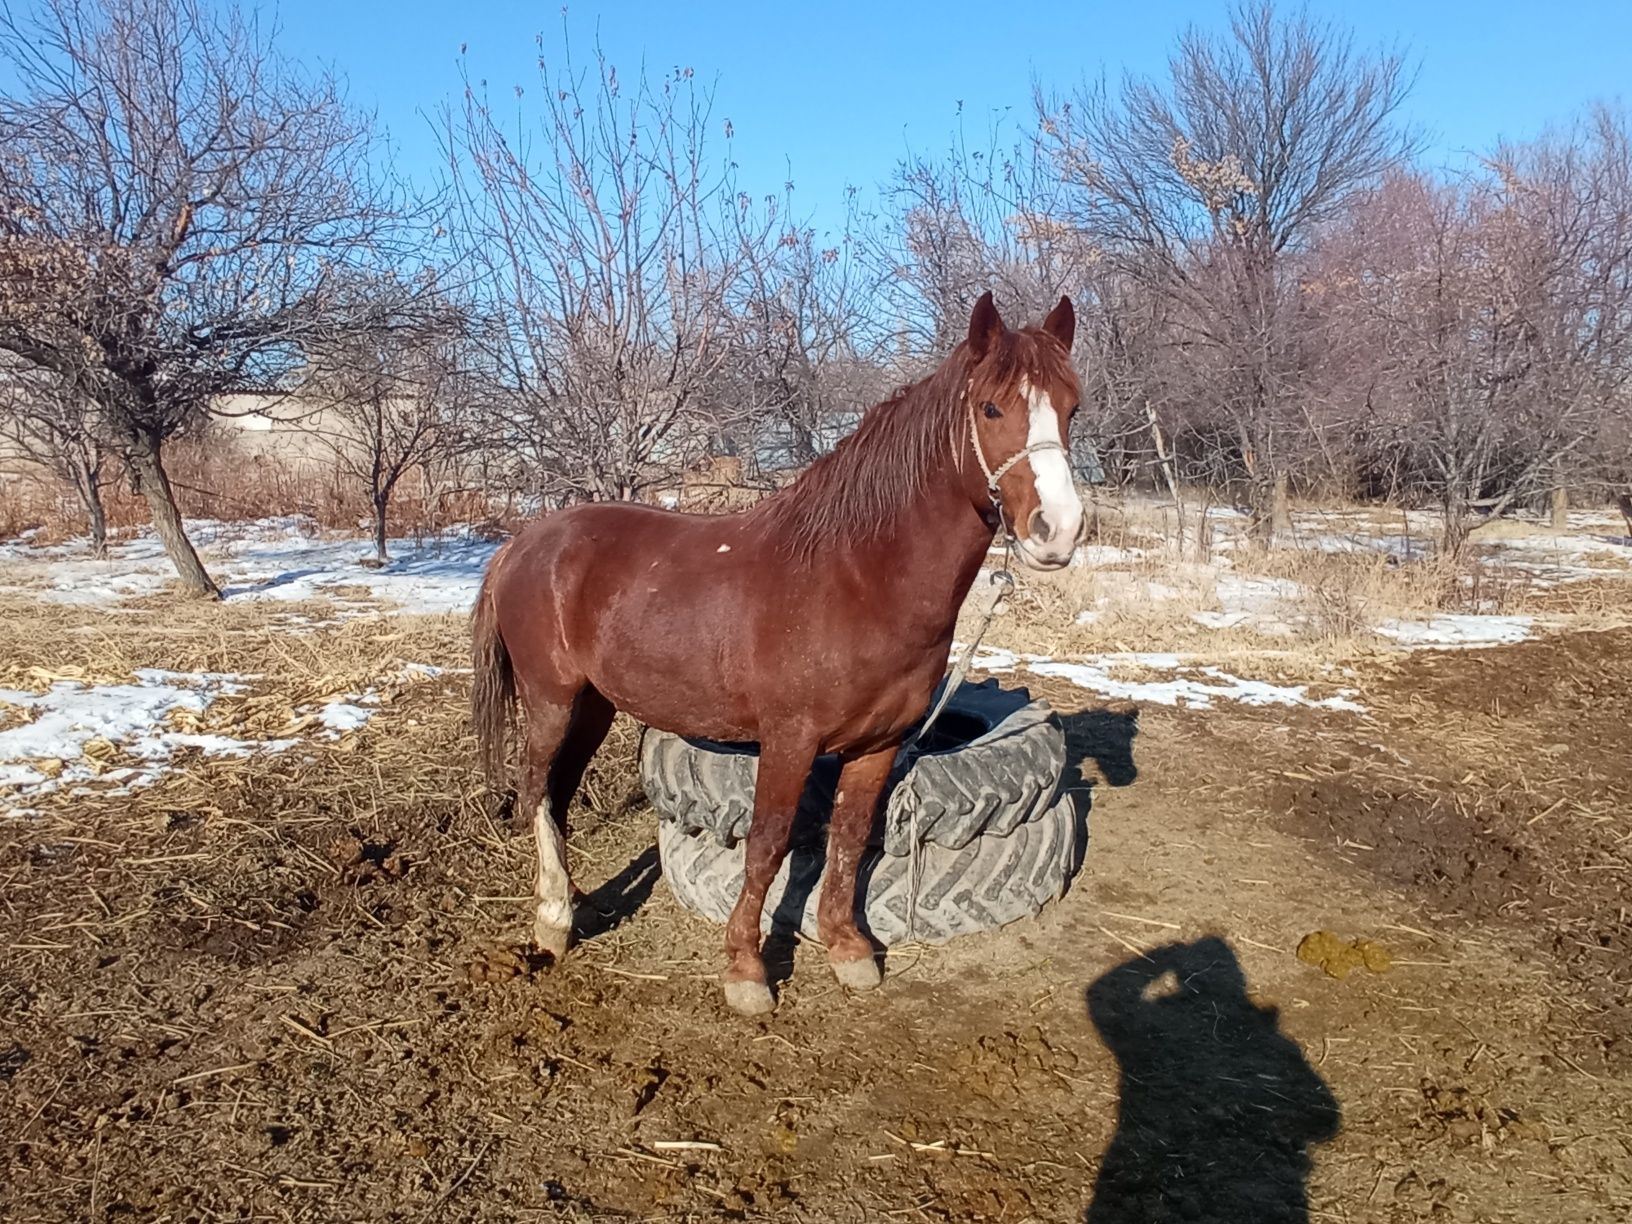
[
  {"x1": 1, "y1": 506, "x2": 1628, "y2": 803},
  {"x1": 0, "y1": 516, "x2": 495, "y2": 613},
  {"x1": 0, "y1": 660, "x2": 448, "y2": 802}
]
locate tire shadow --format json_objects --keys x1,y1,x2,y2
[
  {"x1": 1056, "y1": 702, "x2": 1139, "y2": 881},
  {"x1": 1059, "y1": 703, "x2": 1140, "y2": 790},
  {"x1": 1084, "y1": 936, "x2": 1340, "y2": 1224}
]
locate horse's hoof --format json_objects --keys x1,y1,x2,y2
[
  {"x1": 723, "y1": 979, "x2": 776, "y2": 1016},
  {"x1": 831, "y1": 955, "x2": 883, "y2": 992},
  {"x1": 532, "y1": 919, "x2": 571, "y2": 962}
]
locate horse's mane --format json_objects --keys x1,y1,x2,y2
[
  {"x1": 748, "y1": 349, "x2": 969, "y2": 560},
  {"x1": 751, "y1": 327, "x2": 1071, "y2": 559}
]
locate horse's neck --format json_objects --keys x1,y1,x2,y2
[{"x1": 855, "y1": 465, "x2": 993, "y2": 640}]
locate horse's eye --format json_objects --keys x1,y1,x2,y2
[{"x1": 982, "y1": 402, "x2": 1002, "y2": 420}]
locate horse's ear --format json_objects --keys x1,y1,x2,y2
[
  {"x1": 967, "y1": 291, "x2": 1004, "y2": 360},
  {"x1": 1043, "y1": 295, "x2": 1075, "y2": 350}
]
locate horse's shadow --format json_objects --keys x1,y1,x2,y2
[{"x1": 1084, "y1": 937, "x2": 1341, "y2": 1224}]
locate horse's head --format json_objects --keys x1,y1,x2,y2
[{"x1": 962, "y1": 291, "x2": 1085, "y2": 570}]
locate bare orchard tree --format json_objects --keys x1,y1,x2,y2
[
  {"x1": 1325, "y1": 111, "x2": 1632, "y2": 554},
  {"x1": 446, "y1": 39, "x2": 772, "y2": 504},
  {"x1": 0, "y1": 0, "x2": 394, "y2": 596},
  {"x1": 1516, "y1": 108, "x2": 1632, "y2": 526},
  {"x1": 719, "y1": 190, "x2": 892, "y2": 470},
  {"x1": 0, "y1": 356, "x2": 115, "y2": 552},
  {"x1": 300, "y1": 274, "x2": 475, "y2": 564},
  {"x1": 1039, "y1": 0, "x2": 1416, "y2": 539},
  {"x1": 869, "y1": 124, "x2": 1101, "y2": 359}
]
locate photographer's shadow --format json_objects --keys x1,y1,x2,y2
[{"x1": 1086, "y1": 937, "x2": 1340, "y2": 1224}]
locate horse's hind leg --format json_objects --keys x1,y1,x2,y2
[
  {"x1": 722, "y1": 737, "x2": 817, "y2": 1015},
  {"x1": 817, "y1": 745, "x2": 896, "y2": 991},
  {"x1": 522, "y1": 685, "x2": 615, "y2": 959}
]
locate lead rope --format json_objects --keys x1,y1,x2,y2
[
  {"x1": 902, "y1": 545, "x2": 1013, "y2": 943},
  {"x1": 899, "y1": 399, "x2": 1070, "y2": 943},
  {"x1": 901, "y1": 403, "x2": 1027, "y2": 941}
]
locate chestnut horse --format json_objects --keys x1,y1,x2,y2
[{"x1": 471, "y1": 292, "x2": 1084, "y2": 1014}]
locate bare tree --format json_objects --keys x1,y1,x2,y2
[
  {"x1": 870, "y1": 123, "x2": 1101, "y2": 358},
  {"x1": 445, "y1": 36, "x2": 776, "y2": 505},
  {"x1": 1324, "y1": 109, "x2": 1632, "y2": 552},
  {"x1": 0, "y1": 0, "x2": 394, "y2": 595},
  {"x1": 0, "y1": 357, "x2": 114, "y2": 552},
  {"x1": 299, "y1": 273, "x2": 474, "y2": 563},
  {"x1": 1040, "y1": 0, "x2": 1416, "y2": 538},
  {"x1": 716, "y1": 189, "x2": 893, "y2": 470}
]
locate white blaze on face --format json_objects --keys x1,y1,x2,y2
[{"x1": 1021, "y1": 378, "x2": 1083, "y2": 563}]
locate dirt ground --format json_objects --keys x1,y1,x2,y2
[{"x1": 2, "y1": 603, "x2": 1630, "y2": 1222}]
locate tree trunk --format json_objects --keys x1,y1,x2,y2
[
  {"x1": 1145, "y1": 402, "x2": 1181, "y2": 501},
  {"x1": 1549, "y1": 458, "x2": 1568, "y2": 531},
  {"x1": 67, "y1": 459, "x2": 109, "y2": 558},
  {"x1": 127, "y1": 435, "x2": 219, "y2": 598},
  {"x1": 85, "y1": 481, "x2": 108, "y2": 559},
  {"x1": 372, "y1": 494, "x2": 389, "y2": 564},
  {"x1": 788, "y1": 418, "x2": 819, "y2": 467},
  {"x1": 1442, "y1": 496, "x2": 1471, "y2": 559},
  {"x1": 1271, "y1": 470, "x2": 1293, "y2": 541},
  {"x1": 1248, "y1": 470, "x2": 1290, "y2": 547}
]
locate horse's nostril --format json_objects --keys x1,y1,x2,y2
[{"x1": 1029, "y1": 509, "x2": 1054, "y2": 544}]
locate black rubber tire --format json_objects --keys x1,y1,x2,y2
[
  {"x1": 639, "y1": 679, "x2": 1068, "y2": 856},
  {"x1": 656, "y1": 792, "x2": 1084, "y2": 946}
]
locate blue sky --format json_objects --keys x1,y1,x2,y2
[{"x1": 274, "y1": 0, "x2": 1631, "y2": 236}]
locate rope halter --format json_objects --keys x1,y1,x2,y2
[{"x1": 967, "y1": 396, "x2": 1069, "y2": 530}]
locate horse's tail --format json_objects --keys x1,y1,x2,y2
[{"x1": 470, "y1": 548, "x2": 515, "y2": 787}]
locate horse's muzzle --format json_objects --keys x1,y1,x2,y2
[{"x1": 1018, "y1": 504, "x2": 1086, "y2": 569}]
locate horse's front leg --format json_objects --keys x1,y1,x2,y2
[
  {"x1": 721, "y1": 738, "x2": 817, "y2": 1016},
  {"x1": 817, "y1": 744, "x2": 896, "y2": 991}
]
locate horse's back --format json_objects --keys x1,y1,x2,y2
[{"x1": 486, "y1": 502, "x2": 773, "y2": 737}]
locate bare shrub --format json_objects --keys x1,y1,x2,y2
[
  {"x1": 445, "y1": 38, "x2": 773, "y2": 504},
  {"x1": 0, "y1": 0, "x2": 396, "y2": 595},
  {"x1": 1039, "y1": 0, "x2": 1417, "y2": 539}
]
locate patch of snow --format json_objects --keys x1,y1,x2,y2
[
  {"x1": 1191, "y1": 610, "x2": 1253, "y2": 630},
  {"x1": 1214, "y1": 574, "x2": 1302, "y2": 609},
  {"x1": 2, "y1": 658, "x2": 448, "y2": 804},
  {"x1": 219, "y1": 529, "x2": 494, "y2": 613},
  {"x1": 0, "y1": 518, "x2": 498, "y2": 614},
  {"x1": 1027, "y1": 655, "x2": 1364, "y2": 712},
  {"x1": 308, "y1": 663, "x2": 451, "y2": 738},
  {"x1": 1302, "y1": 532, "x2": 1428, "y2": 559},
  {"x1": 318, "y1": 702, "x2": 375, "y2": 733},
  {"x1": 0, "y1": 669, "x2": 264, "y2": 801},
  {"x1": 1188, "y1": 574, "x2": 1305, "y2": 633},
  {"x1": 1375, "y1": 614, "x2": 1533, "y2": 647},
  {"x1": 1072, "y1": 544, "x2": 1147, "y2": 566},
  {"x1": 957, "y1": 645, "x2": 1019, "y2": 673}
]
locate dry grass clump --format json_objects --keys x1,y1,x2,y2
[
  {"x1": 990, "y1": 553, "x2": 1225, "y2": 657},
  {"x1": 1255, "y1": 548, "x2": 1483, "y2": 642},
  {"x1": 0, "y1": 593, "x2": 467, "y2": 686},
  {"x1": 980, "y1": 489, "x2": 1569, "y2": 659},
  {"x1": 0, "y1": 440, "x2": 518, "y2": 548}
]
